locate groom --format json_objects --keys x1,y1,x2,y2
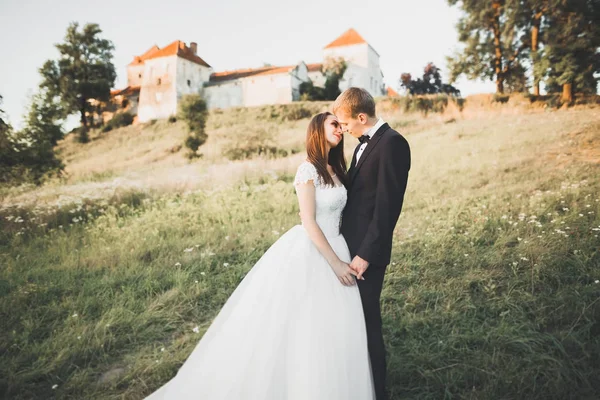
[{"x1": 335, "y1": 87, "x2": 411, "y2": 400}]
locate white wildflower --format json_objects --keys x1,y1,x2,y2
[
  {"x1": 52, "y1": 384, "x2": 58, "y2": 390},
  {"x1": 192, "y1": 326, "x2": 200, "y2": 333},
  {"x1": 223, "y1": 263, "x2": 230, "y2": 267},
  {"x1": 174, "y1": 262, "x2": 182, "y2": 267}
]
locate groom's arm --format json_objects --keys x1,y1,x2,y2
[{"x1": 356, "y1": 134, "x2": 410, "y2": 266}]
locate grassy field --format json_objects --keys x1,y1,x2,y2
[{"x1": 1, "y1": 98, "x2": 599, "y2": 399}]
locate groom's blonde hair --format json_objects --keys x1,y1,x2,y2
[{"x1": 333, "y1": 87, "x2": 376, "y2": 118}]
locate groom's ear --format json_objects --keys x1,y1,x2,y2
[{"x1": 357, "y1": 113, "x2": 368, "y2": 125}]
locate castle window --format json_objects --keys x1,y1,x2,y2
[
  {"x1": 157, "y1": 78, "x2": 162, "y2": 85},
  {"x1": 187, "y1": 79, "x2": 191, "y2": 87}
]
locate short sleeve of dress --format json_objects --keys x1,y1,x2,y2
[{"x1": 294, "y1": 162, "x2": 321, "y2": 188}]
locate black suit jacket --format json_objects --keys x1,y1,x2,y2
[{"x1": 341, "y1": 123, "x2": 411, "y2": 267}]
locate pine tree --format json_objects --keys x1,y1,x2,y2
[
  {"x1": 540, "y1": 0, "x2": 600, "y2": 102},
  {"x1": 39, "y1": 22, "x2": 116, "y2": 137}
]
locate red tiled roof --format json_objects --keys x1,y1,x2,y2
[
  {"x1": 324, "y1": 28, "x2": 367, "y2": 49},
  {"x1": 111, "y1": 85, "x2": 141, "y2": 97},
  {"x1": 306, "y1": 63, "x2": 323, "y2": 72},
  {"x1": 210, "y1": 65, "x2": 296, "y2": 83},
  {"x1": 129, "y1": 45, "x2": 160, "y2": 66},
  {"x1": 387, "y1": 87, "x2": 399, "y2": 97},
  {"x1": 129, "y1": 41, "x2": 211, "y2": 68}
]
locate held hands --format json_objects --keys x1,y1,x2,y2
[
  {"x1": 349, "y1": 256, "x2": 370, "y2": 280},
  {"x1": 331, "y1": 259, "x2": 359, "y2": 286}
]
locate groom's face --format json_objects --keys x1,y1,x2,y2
[{"x1": 335, "y1": 109, "x2": 368, "y2": 139}]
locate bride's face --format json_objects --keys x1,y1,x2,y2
[{"x1": 324, "y1": 115, "x2": 343, "y2": 148}]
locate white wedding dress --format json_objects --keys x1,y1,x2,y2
[{"x1": 145, "y1": 161, "x2": 374, "y2": 400}]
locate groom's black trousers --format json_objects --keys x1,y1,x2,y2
[{"x1": 357, "y1": 263, "x2": 388, "y2": 400}]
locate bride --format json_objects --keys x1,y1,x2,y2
[{"x1": 144, "y1": 112, "x2": 374, "y2": 399}]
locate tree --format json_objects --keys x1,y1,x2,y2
[
  {"x1": 524, "y1": 0, "x2": 549, "y2": 96},
  {"x1": 179, "y1": 94, "x2": 208, "y2": 159},
  {"x1": 0, "y1": 93, "x2": 64, "y2": 185},
  {"x1": 0, "y1": 94, "x2": 9, "y2": 135},
  {"x1": 39, "y1": 22, "x2": 116, "y2": 140},
  {"x1": 540, "y1": 0, "x2": 600, "y2": 102},
  {"x1": 300, "y1": 57, "x2": 347, "y2": 101},
  {"x1": 323, "y1": 57, "x2": 347, "y2": 100},
  {"x1": 447, "y1": 0, "x2": 530, "y2": 94},
  {"x1": 399, "y1": 63, "x2": 461, "y2": 96},
  {"x1": 25, "y1": 89, "x2": 65, "y2": 147}
]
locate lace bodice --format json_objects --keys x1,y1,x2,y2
[{"x1": 294, "y1": 161, "x2": 347, "y2": 237}]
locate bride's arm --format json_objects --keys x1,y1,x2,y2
[{"x1": 296, "y1": 181, "x2": 358, "y2": 286}]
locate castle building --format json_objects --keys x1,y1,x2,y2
[{"x1": 110, "y1": 29, "x2": 385, "y2": 123}]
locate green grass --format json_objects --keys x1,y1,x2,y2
[{"x1": 0, "y1": 106, "x2": 599, "y2": 399}]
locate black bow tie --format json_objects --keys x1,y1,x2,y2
[{"x1": 358, "y1": 135, "x2": 370, "y2": 144}]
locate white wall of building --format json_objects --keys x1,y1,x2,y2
[
  {"x1": 127, "y1": 64, "x2": 145, "y2": 87},
  {"x1": 290, "y1": 63, "x2": 309, "y2": 101},
  {"x1": 323, "y1": 43, "x2": 369, "y2": 68},
  {"x1": 241, "y1": 72, "x2": 292, "y2": 107},
  {"x1": 367, "y1": 45, "x2": 384, "y2": 96},
  {"x1": 204, "y1": 81, "x2": 244, "y2": 109},
  {"x1": 308, "y1": 70, "x2": 326, "y2": 88},
  {"x1": 323, "y1": 43, "x2": 384, "y2": 97},
  {"x1": 175, "y1": 57, "x2": 212, "y2": 97},
  {"x1": 138, "y1": 55, "x2": 178, "y2": 122}
]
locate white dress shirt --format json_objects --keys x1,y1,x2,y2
[{"x1": 355, "y1": 118, "x2": 385, "y2": 165}]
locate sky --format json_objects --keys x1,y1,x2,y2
[{"x1": 0, "y1": 0, "x2": 496, "y2": 129}]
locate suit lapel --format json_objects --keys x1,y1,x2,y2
[
  {"x1": 350, "y1": 123, "x2": 389, "y2": 184},
  {"x1": 348, "y1": 142, "x2": 362, "y2": 181}
]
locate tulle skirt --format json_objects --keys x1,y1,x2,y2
[{"x1": 145, "y1": 225, "x2": 374, "y2": 400}]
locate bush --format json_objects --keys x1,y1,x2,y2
[
  {"x1": 108, "y1": 112, "x2": 134, "y2": 129},
  {"x1": 100, "y1": 112, "x2": 134, "y2": 134},
  {"x1": 179, "y1": 94, "x2": 208, "y2": 158},
  {"x1": 0, "y1": 126, "x2": 64, "y2": 185},
  {"x1": 381, "y1": 95, "x2": 465, "y2": 116},
  {"x1": 76, "y1": 126, "x2": 89, "y2": 143},
  {"x1": 492, "y1": 94, "x2": 510, "y2": 104},
  {"x1": 223, "y1": 127, "x2": 289, "y2": 160},
  {"x1": 168, "y1": 115, "x2": 177, "y2": 123}
]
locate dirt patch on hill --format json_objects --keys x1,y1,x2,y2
[{"x1": 547, "y1": 121, "x2": 600, "y2": 166}]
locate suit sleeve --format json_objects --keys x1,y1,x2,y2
[{"x1": 356, "y1": 134, "x2": 410, "y2": 266}]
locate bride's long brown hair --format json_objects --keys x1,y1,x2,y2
[{"x1": 306, "y1": 112, "x2": 347, "y2": 188}]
